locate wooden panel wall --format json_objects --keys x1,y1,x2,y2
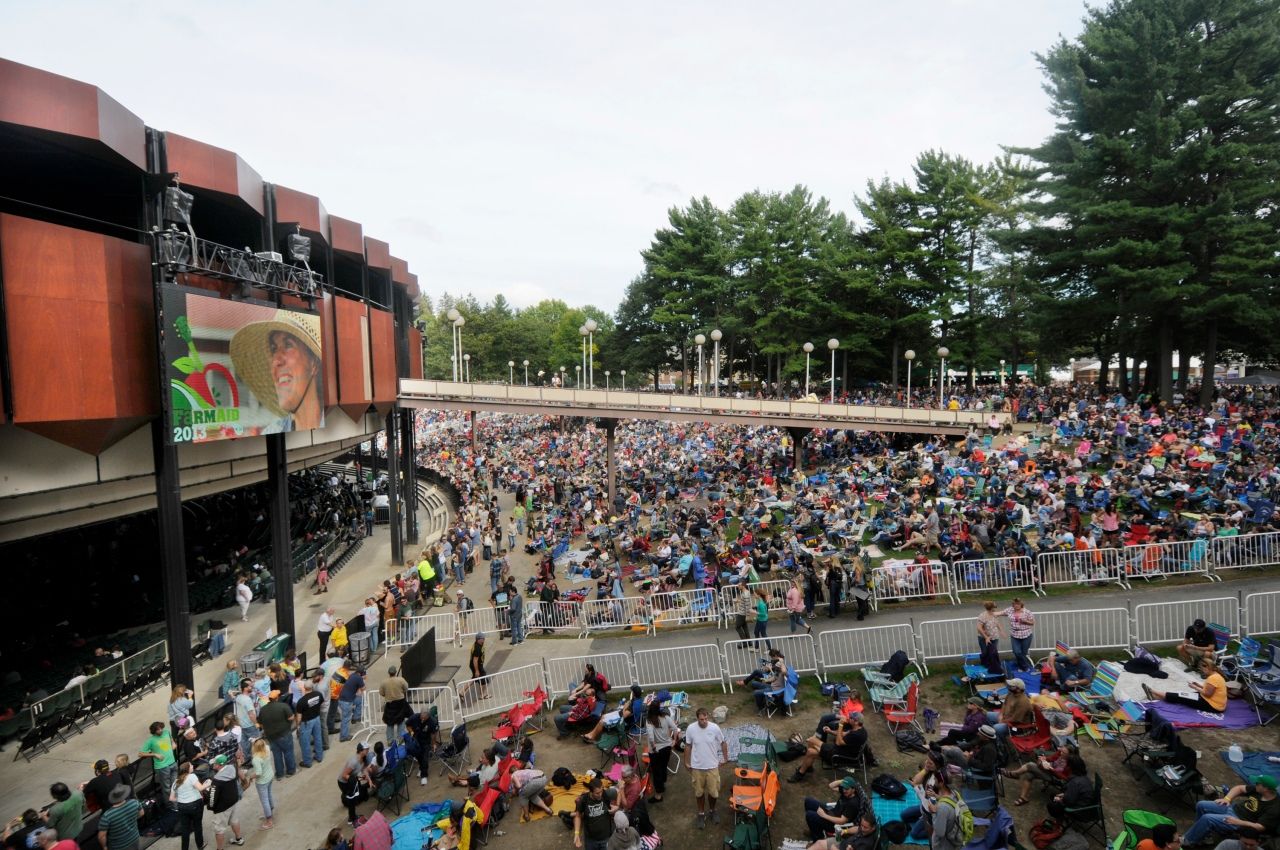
[
  {"x1": 368, "y1": 307, "x2": 397, "y2": 413},
  {"x1": 319, "y1": 294, "x2": 339, "y2": 412},
  {"x1": 333, "y1": 295, "x2": 371, "y2": 420},
  {"x1": 0, "y1": 214, "x2": 157, "y2": 453},
  {"x1": 164, "y1": 133, "x2": 264, "y2": 214},
  {"x1": 408, "y1": 329, "x2": 424, "y2": 380}
]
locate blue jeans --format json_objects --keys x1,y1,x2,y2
[
  {"x1": 339, "y1": 699, "x2": 357, "y2": 739},
  {"x1": 1182, "y1": 802, "x2": 1237, "y2": 845},
  {"x1": 984, "y1": 711, "x2": 1009, "y2": 738},
  {"x1": 155, "y1": 764, "x2": 177, "y2": 800},
  {"x1": 1010, "y1": 635, "x2": 1032, "y2": 671},
  {"x1": 367, "y1": 626, "x2": 379, "y2": 653},
  {"x1": 386, "y1": 721, "x2": 406, "y2": 744},
  {"x1": 269, "y1": 732, "x2": 297, "y2": 776},
  {"x1": 298, "y1": 716, "x2": 324, "y2": 766},
  {"x1": 239, "y1": 727, "x2": 260, "y2": 761},
  {"x1": 256, "y1": 781, "x2": 275, "y2": 819},
  {"x1": 789, "y1": 612, "x2": 805, "y2": 633},
  {"x1": 510, "y1": 611, "x2": 525, "y2": 644},
  {"x1": 900, "y1": 805, "x2": 931, "y2": 840},
  {"x1": 454, "y1": 561, "x2": 465, "y2": 584},
  {"x1": 508, "y1": 533, "x2": 516, "y2": 550},
  {"x1": 753, "y1": 620, "x2": 772, "y2": 650}
]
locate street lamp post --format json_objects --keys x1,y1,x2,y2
[
  {"x1": 585, "y1": 318, "x2": 597, "y2": 388},
  {"x1": 803, "y1": 342, "x2": 814, "y2": 396},
  {"x1": 1068, "y1": 358, "x2": 1075, "y2": 384},
  {"x1": 620, "y1": 370, "x2": 626, "y2": 391},
  {"x1": 827, "y1": 339, "x2": 840, "y2": 403},
  {"x1": 710, "y1": 329, "x2": 722, "y2": 396},
  {"x1": 905, "y1": 349, "x2": 916, "y2": 408},
  {"x1": 580, "y1": 325, "x2": 588, "y2": 387},
  {"x1": 523, "y1": 360, "x2": 530, "y2": 386},
  {"x1": 575, "y1": 364, "x2": 581, "y2": 389},
  {"x1": 463, "y1": 353, "x2": 470, "y2": 383},
  {"x1": 559, "y1": 366, "x2": 566, "y2": 388},
  {"x1": 937, "y1": 346, "x2": 950, "y2": 407},
  {"x1": 508, "y1": 360, "x2": 514, "y2": 385},
  {"x1": 999, "y1": 359, "x2": 1006, "y2": 387},
  {"x1": 454, "y1": 316, "x2": 465, "y2": 382},
  {"x1": 447, "y1": 308, "x2": 460, "y2": 380},
  {"x1": 605, "y1": 370, "x2": 610, "y2": 390},
  {"x1": 694, "y1": 333, "x2": 706, "y2": 396}
]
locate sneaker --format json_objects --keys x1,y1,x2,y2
[
  {"x1": 230, "y1": 839, "x2": 245, "y2": 846},
  {"x1": 420, "y1": 777, "x2": 428, "y2": 786},
  {"x1": 695, "y1": 814, "x2": 705, "y2": 830},
  {"x1": 1141, "y1": 683, "x2": 1155, "y2": 700},
  {"x1": 711, "y1": 810, "x2": 721, "y2": 825}
]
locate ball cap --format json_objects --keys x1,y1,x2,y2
[
  {"x1": 1253, "y1": 775, "x2": 1278, "y2": 791},
  {"x1": 839, "y1": 777, "x2": 858, "y2": 790}
]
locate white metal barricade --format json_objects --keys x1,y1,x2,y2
[
  {"x1": 871, "y1": 563, "x2": 952, "y2": 608},
  {"x1": 1124, "y1": 539, "x2": 1218, "y2": 584},
  {"x1": 524, "y1": 600, "x2": 583, "y2": 635},
  {"x1": 356, "y1": 691, "x2": 384, "y2": 743},
  {"x1": 817, "y1": 624, "x2": 919, "y2": 675},
  {"x1": 723, "y1": 633, "x2": 820, "y2": 690},
  {"x1": 1244, "y1": 591, "x2": 1280, "y2": 638},
  {"x1": 916, "y1": 617, "x2": 982, "y2": 674},
  {"x1": 951, "y1": 556, "x2": 1040, "y2": 597},
  {"x1": 544, "y1": 652, "x2": 635, "y2": 705},
  {"x1": 385, "y1": 612, "x2": 458, "y2": 648},
  {"x1": 455, "y1": 605, "x2": 510, "y2": 644},
  {"x1": 1214, "y1": 532, "x2": 1280, "y2": 574},
  {"x1": 650, "y1": 588, "x2": 722, "y2": 629},
  {"x1": 406, "y1": 685, "x2": 461, "y2": 730},
  {"x1": 456, "y1": 662, "x2": 545, "y2": 722},
  {"x1": 718, "y1": 579, "x2": 792, "y2": 623},
  {"x1": 634, "y1": 643, "x2": 725, "y2": 692},
  {"x1": 1027, "y1": 607, "x2": 1131, "y2": 654},
  {"x1": 1036, "y1": 549, "x2": 1128, "y2": 590},
  {"x1": 580, "y1": 596, "x2": 653, "y2": 636},
  {"x1": 1134, "y1": 596, "x2": 1240, "y2": 646}
]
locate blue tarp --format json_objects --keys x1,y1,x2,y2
[{"x1": 392, "y1": 801, "x2": 454, "y2": 850}]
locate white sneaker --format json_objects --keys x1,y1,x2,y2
[{"x1": 420, "y1": 777, "x2": 428, "y2": 786}]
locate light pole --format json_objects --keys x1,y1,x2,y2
[
  {"x1": 580, "y1": 325, "x2": 588, "y2": 387},
  {"x1": 710, "y1": 329, "x2": 722, "y2": 396},
  {"x1": 905, "y1": 349, "x2": 916, "y2": 408},
  {"x1": 575, "y1": 364, "x2": 581, "y2": 389},
  {"x1": 999, "y1": 359, "x2": 1006, "y2": 387},
  {"x1": 1068, "y1": 358, "x2": 1075, "y2": 384},
  {"x1": 937, "y1": 346, "x2": 949, "y2": 407},
  {"x1": 694, "y1": 333, "x2": 706, "y2": 396},
  {"x1": 559, "y1": 366, "x2": 566, "y2": 388},
  {"x1": 585, "y1": 318, "x2": 597, "y2": 388},
  {"x1": 605, "y1": 370, "x2": 610, "y2": 390},
  {"x1": 447, "y1": 308, "x2": 460, "y2": 380},
  {"x1": 508, "y1": 360, "x2": 514, "y2": 385},
  {"x1": 523, "y1": 360, "x2": 530, "y2": 386},
  {"x1": 620, "y1": 369, "x2": 626, "y2": 391},
  {"x1": 827, "y1": 339, "x2": 839, "y2": 402},
  {"x1": 463, "y1": 353, "x2": 470, "y2": 383},
  {"x1": 454, "y1": 315, "x2": 465, "y2": 381},
  {"x1": 803, "y1": 342, "x2": 814, "y2": 396}
]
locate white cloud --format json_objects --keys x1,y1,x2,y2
[{"x1": 0, "y1": 0, "x2": 1089, "y2": 312}]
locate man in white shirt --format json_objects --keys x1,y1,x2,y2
[
  {"x1": 235, "y1": 577, "x2": 253, "y2": 622},
  {"x1": 683, "y1": 707, "x2": 729, "y2": 830},
  {"x1": 317, "y1": 607, "x2": 336, "y2": 659}
]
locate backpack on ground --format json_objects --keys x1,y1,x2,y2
[
  {"x1": 939, "y1": 795, "x2": 974, "y2": 845},
  {"x1": 869, "y1": 774, "x2": 907, "y2": 800},
  {"x1": 551, "y1": 767, "x2": 575, "y2": 789},
  {"x1": 894, "y1": 729, "x2": 928, "y2": 753},
  {"x1": 881, "y1": 822, "x2": 910, "y2": 844},
  {"x1": 1030, "y1": 818, "x2": 1065, "y2": 850}
]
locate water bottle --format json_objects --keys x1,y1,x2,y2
[{"x1": 1228, "y1": 743, "x2": 1244, "y2": 763}]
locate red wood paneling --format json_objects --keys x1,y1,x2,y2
[
  {"x1": 274, "y1": 185, "x2": 329, "y2": 241},
  {"x1": 407, "y1": 272, "x2": 421, "y2": 302},
  {"x1": 364, "y1": 237, "x2": 391, "y2": 270},
  {"x1": 391, "y1": 257, "x2": 410, "y2": 287},
  {"x1": 368, "y1": 308, "x2": 397, "y2": 414},
  {"x1": 0, "y1": 59, "x2": 145, "y2": 169},
  {"x1": 329, "y1": 216, "x2": 363, "y2": 257},
  {"x1": 319, "y1": 294, "x2": 339, "y2": 412},
  {"x1": 164, "y1": 133, "x2": 264, "y2": 215},
  {"x1": 334, "y1": 295, "x2": 371, "y2": 420},
  {"x1": 408, "y1": 329, "x2": 424, "y2": 380},
  {"x1": 1, "y1": 214, "x2": 157, "y2": 453}
]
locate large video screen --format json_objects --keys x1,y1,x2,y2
[{"x1": 164, "y1": 289, "x2": 325, "y2": 444}]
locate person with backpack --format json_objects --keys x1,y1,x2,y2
[
  {"x1": 803, "y1": 776, "x2": 866, "y2": 841},
  {"x1": 929, "y1": 772, "x2": 973, "y2": 850},
  {"x1": 207, "y1": 755, "x2": 246, "y2": 849}
]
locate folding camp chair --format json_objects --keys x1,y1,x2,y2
[
  {"x1": 1009, "y1": 709, "x2": 1052, "y2": 760},
  {"x1": 1070, "y1": 662, "x2": 1123, "y2": 716},
  {"x1": 1062, "y1": 772, "x2": 1107, "y2": 846},
  {"x1": 884, "y1": 681, "x2": 921, "y2": 734},
  {"x1": 869, "y1": 673, "x2": 918, "y2": 713},
  {"x1": 760, "y1": 668, "x2": 799, "y2": 718},
  {"x1": 1110, "y1": 810, "x2": 1176, "y2": 850},
  {"x1": 1244, "y1": 676, "x2": 1280, "y2": 726}
]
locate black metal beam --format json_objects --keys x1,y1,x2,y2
[
  {"x1": 401, "y1": 409, "x2": 418, "y2": 544},
  {"x1": 385, "y1": 410, "x2": 404, "y2": 564},
  {"x1": 266, "y1": 433, "x2": 295, "y2": 641}
]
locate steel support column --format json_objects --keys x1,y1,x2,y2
[
  {"x1": 265, "y1": 433, "x2": 295, "y2": 641},
  {"x1": 603, "y1": 418, "x2": 618, "y2": 512},
  {"x1": 787, "y1": 427, "x2": 807, "y2": 474},
  {"x1": 401, "y1": 409, "x2": 418, "y2": 544},
  {"x1": 386, "y1": 410, "x2": 404, "y2": 564},
  {"x1": 470, "y1": 409, "x2": 478, "y2": 454}
]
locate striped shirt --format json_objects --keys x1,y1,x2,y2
[{"x1": 99, "y1": 799, "x2": 141, "y2": 850}]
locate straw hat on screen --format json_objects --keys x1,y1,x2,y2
[{"x1": 229, "y1": 309, "x2": 323, "y2": 418}]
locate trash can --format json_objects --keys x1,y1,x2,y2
[
  {"x1": 349, "y1": 632, "x2": 371, "y2": 666},
  {"x1": 253, "y1": 633, "x2": 291, "y2": 665},
  {"x1": 238, "y1": 651, "x2": 266, "y2": 677}
]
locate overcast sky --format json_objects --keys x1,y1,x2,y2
[{"x1": 3, "y1": 1, "x2": 1090, "y2": 312}]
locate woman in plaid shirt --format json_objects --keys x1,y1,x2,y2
[{"x1": 999, "y1": 598, "x2": 1036, "y2": 672}]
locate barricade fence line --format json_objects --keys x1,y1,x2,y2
[
  {"x1": 915, "y1": 617, "x2": 979, "y2": 674},
  {"x1": 1214, "y1": 532, "x2": 1280, "y2": 573},
  {"x1": 1025, "y1": 607, "x2": 1131, "y2": 654},
  {"x1": 406, "y1": 685, "x2": 461, "y2": 731},
  {"x1": 524, "y1": 600, "x2": 583, "y2": 635},
  {"x1": 1133, "y1": 596, "x2": 1240, "y2": 646},
  {"x1": 871, "y1": 563, "x2": 951, "y2": 609},
  {"x1": 723, "y1": 633, "x2": 820, "y2": 690},
  {"x1": 1037, "y1": 549, "x2": 1128, "y2": 591},
  {"x1": 385, "y1": 612, "x2": 459, "y2": 649},
  {"x1": 543, "y1": 652, "x2": 636, "y2": 705},
  {"x1": 580, "y1": 596, "x2": 653, "y2": 636},
  {"x1": 634, "y1": 644, "x2": 726, "y2": 692},
  {"x1": 952, "y1": 556, "x2": 1038, "y2": 597},
  {"x1": 456, "y1": 605, "x2": 510, "y2": 644},
  {"x1": 818, "y1": 624, "x2": 919, "y2": 674},
  {"x1": 718, "y1": 579, "x2": 793, "y2": 625},
  {"x1": 456, "y1": 662, "x2": 545, "y2": 723},
  {"x1": 651, "y1": 588, "x2": 722, "y2": 629},
  {"x1": 1243, "y1": 591, "x2": 1280, "y2": 639}
]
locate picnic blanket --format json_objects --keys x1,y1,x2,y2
[
  {"x1": 871, "y1": 791, "x2": 928, "y2": 845},
  {"x1": 526, "y1": 772, "x2": 616, "y2": 822},
  {"x1": 392, "y1": 801, "x2": 453, "y2": 850},
  {"x1": 1218, "y1": 751, "x2": 1280, "y2": 783},
  {"x1": 1112, "y1": 657, "x2": 1201, "y2": 703},
  {"x1": 1144, "y1": 698, "x2": 1261, "y2": 729},
  {"x1": 722, "y1": 723, "x2": 771, "y2": 761}
]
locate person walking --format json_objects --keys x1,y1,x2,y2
[
  {"x1": 317, "y1": 607, "x2": 337, "y2": 660},
  {"x1": 235, "y1": 576, "x2": 253, "y2": 622},
  {"x1": 732, "y1": 585, "x2": 751, "y2": 641},
  {"x1": 752, "y1": 588, "x2": 773, "y2": 651},
  {"x1": 207, "y1": 756, "x2": 245, "y2": 849},
  {"x1": 684, "y1": 707, "x2": 729, "y2": 829},
  {"x1": 786, "y1": 578, "x2": 811, "y2": 635},
  {"x1": 138, "y1": 721, "x2": 177, "y2": 802},
  {"x1": 170, "y1": 761, "x2": 210, "y2": 850},
  {"x1": 294, "y1": 680, "x2": 325, "y2": 768},
  {"x1": 379, "y1": 666, "x2": 411, "y2": 744},
  {"x1": 249, "y1": 738, "x2": 275, "y2": 830},
  {"x1": 507, "y1": 578, "x2": 526, "y2": 645},
  {"x1": 642, "y1": 702, "x2": 680, "y2": 804},
  {"x1": 458, "y1": 634, "x2": 490, "y2": 701},
  {"x1": 337, "y1": 666, "x2": 366, "y2": 742},
  {"x1": 97, "y1": 786, "x2": 143, "y2": 850},
  {"x1": 257, "y1": 690, "x2": 297, "y2": 778},
  {"x1": 999, "y1": 598, "x2": 1036, "y2": 672}
]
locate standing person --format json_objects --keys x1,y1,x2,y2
[
  {"x1": 753, "y1": 588, "x2": 773, "y2": 651},
  {"x1": 315, "y1": 556, "x2": 330, "y2": 594},
  {"x1": 732, "y1": 585, "x2": 751, "y2": 641},
  {"x1": 999, "y1": 598, "x2": 1036, "y2": 673},
  {"x1": 825, "y1": 561, "x2": 843, "y2": 618},
  {"x1": 975, "y1": 601, "x2": 1002, "y2": 672},
  {"x1": 684, "y1": 707, "x2": 729, "y2": 829},
  {"x1": 170, "y1": 762, "x2": 209, "y2": 850},
  {"x1": 337, "y1": 666, "x2": 366, "y2": 742},
  {"x1": 458, "y1": 634, "x2": 490, "y2": 701},
  {"x1": 97, "y1": 787, "x2": 143, "y2": 850},
  {"x1": 235, "y1": 576, "x2": 253, "y2": 622},
  {"x1": 138, "y1": 721, "x2": 177, "y2": 801},
  {"x1": 507, "y1": 578, "x2": 526, "y2": 645},
  {"x1": 169, "y1": 685, "x2": 195, "y2": 740},
  {"x1": 359, "y1": 598, "x2": 382, "y2": 654},
  {"x1": 786, "y1": 578, "x2": 811, "y2": 635},
  {"x1": 572, "y1": 777, "x2": 613, "y2": 850},
  {"x1": 257, "y1": 690, "x2": 297, "y2": 778},
  {"x1": 379, "y1": 666, "x2": 411, "y2": 744},
  {"x1": 207, "y1": 756, "x2": 245, "y2": 850},
  {"x1": 219, "y1": 661, "x2": 240, "y2": 704},
  {"x1": 42, "y1": 783, "x2": 84, "y2": 845},
  {"x1": 294, "y1": 680, "x2": 325, "y2": 768},
  {"x1": 317, "y1": 607, "x2": 337, "y2": 660},
  {"x1": 642, "y1": 701, "x2": 680, "y2": 804},
  {"x1": 233, "y1": 680, "x2": 259, "y2": 762},
  {"x1": 249, "y1": 738, "x2": 275, "y2": 831}
]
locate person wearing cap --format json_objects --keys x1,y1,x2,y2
[
  {"x1": 986, "y1": 677, "x2": 1034, "y2": 737},
  {"x1": 294, "y1": 679, "x2": 325, "y2": 768},
  {"x1": 1182, "y1": 776, "x2": 1279, "y2": 846},
  {"x1": 256, "y1": 689, "x2": 297, "y2": 778},
  {"x1": 207, "y1": 755, "x2": 245, "y2": 849},
  {"x1": 1178, "y1": 619, "x2": 1219, "y2": 671},
  {"x1": 96, "y1": 786, "x2": 143, "y2": 850},
  {"x1": 1052, "y1": 650, "x2": 1096, "y2": 693},
  {"x1": 803, "y1": 776, "x2": 866, "y2": 841},
  {"x1": 605, "y1": 808, "x2": 641, "y2": 850},
  {"x1": 228, "y1": 309, "x2": 323, "y2": 433},
  {"x1": 83, "y1": 759, "x2": 127, "y2": 812},
  {"x1": 939, "y1": 724, "x2": 999, "y2": 773}
]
